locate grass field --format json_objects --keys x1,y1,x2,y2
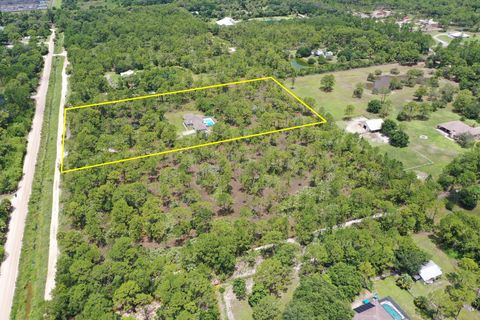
[
  {"x1": 54, "y1": 32, "x2": 64, "y2": 55},
  {"x1": 292, "y1": 63, "x2": 466, "y2": 177},
  {"x1": 10, "y1": 56, "x2": 64, "y2": 320}
]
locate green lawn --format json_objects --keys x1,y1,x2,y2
[
  {"x1": 292, "y1": 63, "x2": 466, "y2": 177},
  {"x1": 10, "y1": 56, "x2": 65, "y2": 320},
  {"x1": 54, "y1": 32, "x2": 64, "y2": 54},
  {"x1": 164, "y1": 111, "x2": 191, "y2": 134},
  {"x1": 411, "y1": 233, "x2": 457, "y2": 274}
]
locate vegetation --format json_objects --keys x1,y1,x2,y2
[
  {"x1": 11, "y1": 56, "x2": 65, "y2": 320},
  {"x1": 0, "y1": 13, "x2": 50, "y2": 193}
]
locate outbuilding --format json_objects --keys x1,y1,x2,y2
[
  {"x1": 418, "y1": 260, "x2": 442, "y2": 284},
  {"x1": 363, "y1": 119, "x2": 384, "y2": 132}
]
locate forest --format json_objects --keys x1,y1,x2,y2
[
  {"x1": 0, "y1": 2, "x2": 473, "y2": 320},
  {"x1": 70, "y1": 0, "x2": 480, "y2": 30},
  {"x1": 0, "y1": 12, "x2": 50, "y2": 194},
  {"x1": 64, "y1": 80, "x2": 318, "y2": 170},
  {"x1": 40, "y1": 3, "x2": 480, "y2": 319}
]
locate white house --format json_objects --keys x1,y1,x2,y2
[
  {"x1": 363, "y1": 119, "x2": 384, "y2": 132},
  {"x1": 120, "y1": 70, "x2": 135, "y2": 77},
  {"x1": 448, "y1": 31, "x2": 470, "y2": 39},
  {"x1": 419, "y1": 260, "x2": 442, "y2": 284},
  {"x1": 216, "y1": 17, "x2": 237, "y2": 26}
]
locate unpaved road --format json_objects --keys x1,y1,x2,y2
[
  {"x1": 433, "y1": 34, "x2": 449, "y2": 47},
  {"x1": 0, "y1": 28, "x2": 55, "y2": 320},
  {"x1": 44, "y1": 50, "x2": 69, "y2": 300}
]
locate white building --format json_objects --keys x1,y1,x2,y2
[
  {"x1": 363, "y1": 119, "x2": 384, "y2": 132},
  {"x1": 216, "y1": 17, "x2": 237, "y2": 26},
  {"x1": 419, "y1": 260, "x2": 442, "y2": 284},
  {"x1": 120, "y1": 70, "x2": 135, "y2": 77},
  {"x1": 448, "y1": 31, "x2": 470, "y2": 39}
]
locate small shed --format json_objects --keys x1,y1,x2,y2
[
  {"x1": 363, "y1": 119, "x2": 384, "y2": 132},
  {"x1": 419, "y1": 260, "x2": 442, "y2": 284},
  {"x1": 216, "y1": 17, "x2": 236, "y2": 26}
]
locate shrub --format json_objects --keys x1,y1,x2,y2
[
  {"x1": 307, "y1": 57, "x2": 316, "y2": 65},
  {"x1": 381, "y1": 119, "x2": 398, "y2": 136},
  {"x1": 233, "y1": 279, "x2": 247, "y2": 300},
  {"x1": 390, "y1": 68, "x2": 400, "y2": 75},
  {"x1": 390, "y1": 130, "x2": 409, "y2": 147},
  {"x1": 296, "y1": 47, "x2": 311, "y2": 58},
  {"x1": 374, "y1": 69, "x2": 382, "y2": 76},
  {"x1": 367, "y1": 99, "x2": 382, "y2": 113}
]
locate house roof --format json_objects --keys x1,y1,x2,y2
[
  {"x1": 216, "y1": 17, "x2": 236, "y2": 26},
  {"x1": 438, "y1": 120, "x2": 480, "y2": 136},
  {"x1": 365, "y1": 119, "x2": 384, "y2": 131},
  {"x1": 419, "y1": 260, "x2": 442, "y2": 282},
  {"x1": 183, "y1": 114, "x2": 207, "y2": 131}
]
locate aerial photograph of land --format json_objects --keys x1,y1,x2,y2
[{"x1": 0, "y1": 1, "x2": 479, "y2": 320}]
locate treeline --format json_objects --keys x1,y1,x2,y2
[
  {"x1": 0, "y1": 199, "x2": 12, "y2": 261},
  {"x1": 428, "y1": 40, "x2": 480, "y2": 121},
  {"x1": 54, "y1": 5, "x2": 431, "y2": 108},
  {"x1": 99, "y1": 0, "x2": 480, "y2": 30},
  {"x1": 0, "y1": 13, "x2": 49, "y2": 193},
  {"x1": 439, "y1": 147, "x2": 480, "y2": 209}
]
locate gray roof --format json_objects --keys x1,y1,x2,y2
[
  {"x1": 438, "y1": 120, "x2": 480, "y2": 136},
  {"x1": 183, "y1": 113, "x2": 207, "y2": 131}
]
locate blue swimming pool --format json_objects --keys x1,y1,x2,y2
[
  {"x1": 203, "y1": 118, "x2": 215, "y2": 127},
  {"x1": 382, "y1": 303, "x2": 403, "y2": 320}
]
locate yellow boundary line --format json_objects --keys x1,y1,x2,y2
[{"x1": 61, "y1": 76, "x2": 327, "y2": 173}]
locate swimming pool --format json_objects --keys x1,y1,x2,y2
[
  {"x1": 203, "y1": 117, "x2": 215, "y2": 127},
  {"x1": 382, "y1": 302, "x2": 404, "y2": 320}
]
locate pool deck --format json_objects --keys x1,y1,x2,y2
[{"x1": 353, "y1": 297, "x2": 409, "y2": 320}]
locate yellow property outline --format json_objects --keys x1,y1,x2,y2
[{"x1": 61, "y1": 76, "x2": 327, "y2": 173}]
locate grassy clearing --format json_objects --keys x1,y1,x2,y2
[
  {"x1": 292, "y1": 63, "x2": 465, "y2": 177},
  {"x1": 10, "y1": 56, "x2": 64, "y2": 320},
  {"x1": 53, "y1": 32, "x2": 64, "y2": 54},
  {"x1": 411, "y1": 233, "x2": 457, "y2": 274},
  {"x1": 373, "y1": 277, "x2": 422, "y2": 320}
]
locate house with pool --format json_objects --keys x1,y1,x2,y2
[
  {"x1": 182, "y1": 113, "x2": 216, "y2": 135},
  {"x1": 353, "y1": 296, "x2": 409, "y2": 320}
]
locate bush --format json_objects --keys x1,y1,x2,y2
[
  {"x1": 296, "y1": 47, "x2": 311, "y2": 58},
  {"x1": 458, "y1": 187, "x2": 478, "y2": 210},
  {"x1": 390, "y1": 68, "x2": 400, "y2": 75},
  {"x1": 374, "y1": 69, "x2": 382, "y2": 76},
  {"x1": 396, "y1": 111, "x2": 408, "y2": 121},
  {"x1": 367, "y1": 99, "x2": 382, "y2": 113},
  {"x1": 307, "y1": 57, "x2": 316, "y2": 65},
  {"x1": 389, "y1": 130, "x2": 409, "y2": 147},
  {"x1": 367, "y1": 73, "x2": 376, "y2": 82},
  {"x1": 233, "y1": 278, "x2": 247, "y2": 300},
  {"x1": 389, "y1": 78, "x2": 403, "y2": 90},
  {"x1": 381, "y1": 119, "x2": 398, "y2": 136}
]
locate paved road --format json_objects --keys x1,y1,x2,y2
[
  {"x1": 44, "y1": 50, "x2": 68, "y2": 300},
  {"x1": 0, "y1": 28, "x2": 55, "y2": 320}
]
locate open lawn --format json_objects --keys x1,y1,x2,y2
[{"x1": 292, "y1": 63, "x2": 466, "y2": 177}]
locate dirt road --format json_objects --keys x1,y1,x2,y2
[
  {"x1": 0, "y1": 28, "x2": 55, "y2": 320},
  {"x1": 44, "y1": 50, "x2": 68, "y2": 300}
]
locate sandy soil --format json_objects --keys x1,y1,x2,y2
[
  {"x1": 44, "y1": 49, "x2": 69, "y2": 300},
  {"x1": 0, "y1": 28, "x2": 56, "y2": 320}
]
